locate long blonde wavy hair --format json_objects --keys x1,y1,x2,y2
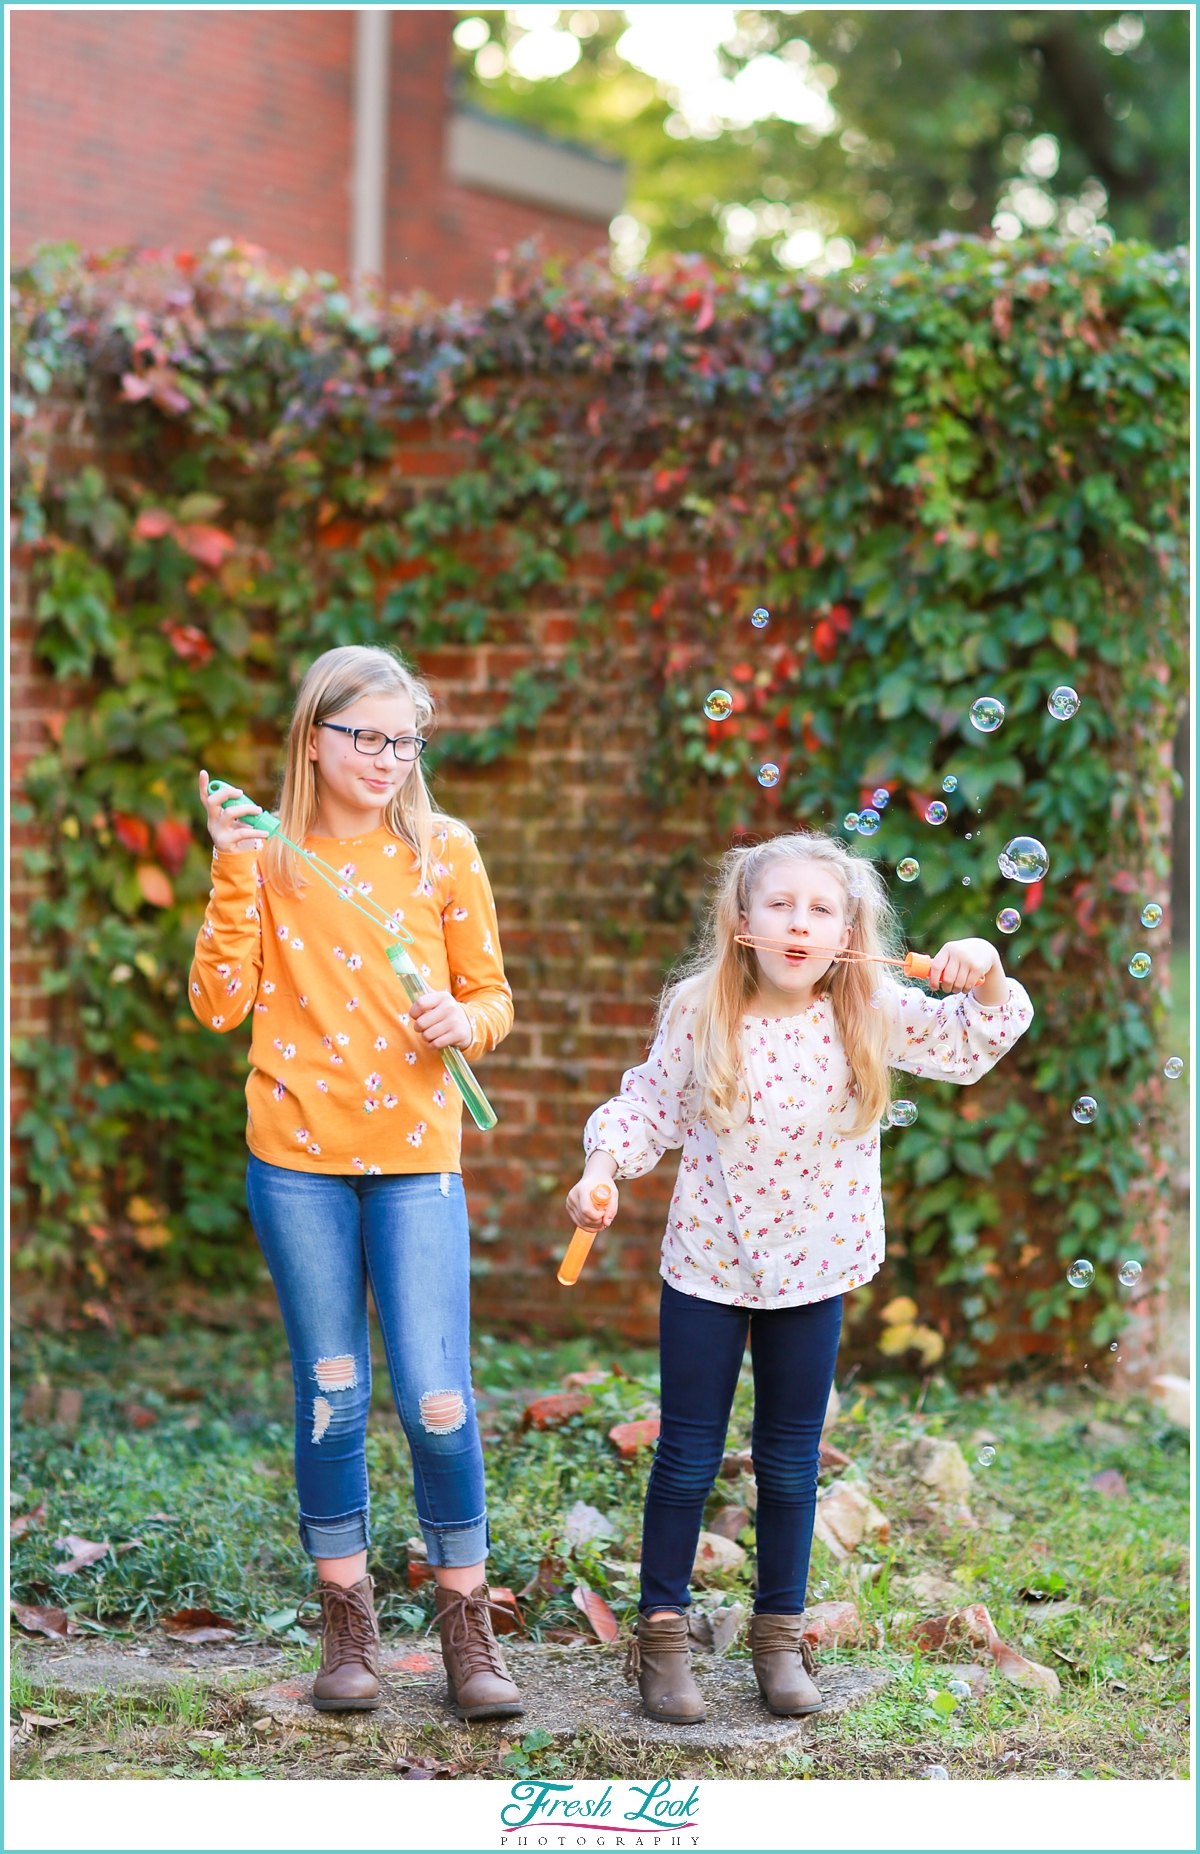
[
  {"x1": 660, "y1": 832, "x2": 902, "y2": 1137},
  {"x1": 265, "y1": 645, "x2": 448, "y2": 893}
]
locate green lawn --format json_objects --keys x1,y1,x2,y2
[{"x1": 10, "y1": 1315, "x2": 1191, "y2": 1780}]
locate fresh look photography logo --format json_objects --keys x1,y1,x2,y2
[{"x1": 499, "y1": 1778, "x2": 701, "y2": 1846}]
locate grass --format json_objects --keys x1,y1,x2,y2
[{"x1": 10, "y1": 1314, "x2": 1191, "y2": 1781}]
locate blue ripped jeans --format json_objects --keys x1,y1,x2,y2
[{"x1": 245, "y1": 1156, "x2": 488, "y2": 1567}]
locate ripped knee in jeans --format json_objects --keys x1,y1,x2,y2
[
  {"x1": 419, "y1": 1389, "x2": 467, "y2": 1434},
  {"x1": 310, "y1": 1355, "x2": 357, "y2": 1444}
]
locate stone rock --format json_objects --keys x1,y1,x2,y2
[
  {"x1": 707, "y1": 1504, "x2": 750, "y2": 1542},
  {"x1": 1150, "y1": 1375, "x2": 1191, "y2": 1430},
  {"x1": 523, "y1": 1392, "x2": 593, "y2": 1430},
  {"x1": 812, "y1": 1481, "x2": 889, "y2": 1560},
  {"x1": 608, "y1": 1416, "x2": 660, "y2": 1458},
  {"x1": 1089, "y1": 1468, "x2": 1128, "y2": 1498},
  {"x1": 693, "y1": 1530, "x2": 747, "y2": 1581},
  {"x1": 720, "y1": 1448, "x2": 755, "y2": 1480},
  {"x1": 799, "y1": 1601, "x2": 860, "y2": 1648},
  {"x1": 561, "y1": 1501, "x2": 615, "y2": 1548},
  {"x1": 709, "y1": 1604, "x2": 747, "y2": 1655},
  {"x1": 903, "y1": 1571, "x2": 972, "y2": 1611},
  {"x1": 942, "y1": 1662, "x2": 989, "y2": 1698},
  {"x1": 909, "y1": 1436, "x2": 973, "y2": 1505},
  {"x1": 562, "y1": 1371, "x2": 610, "y2": 1390},
  {"x1": 822, "y1": 1384, "x2": 841, "y2": 1436}
]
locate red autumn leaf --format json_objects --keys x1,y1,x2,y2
[
  {"x1": 572, "y1": 1581, "x2": 619, "y2": 1645},
  {"x1": 829, "y1": 604, "x2": 852, "y2": 634},
  {"x1": 154, "y1": 818, "x2": 192, "y2": 876},
  {"x1": 1023, "y1": 879, "x2": 1045, "y2": 914},
  {"x1": 175, "y1": 524, "x2": 236, "y2": 570},
  {"x1": 160, "y1": 1606, "x2": 238, "y2": 1643},
  {"x1": 134, "y1": 508, "x2": 173, "y2": 539},
  {"x1": 812, "y1": 620, "x2": 839, "y2": 662},
  {"x1": 160, "y1": 620, "x2": 214, "y2": 665},
  {"x1": 53, "y1": 1535, "x2": 110, "y2": 1574},
  {"x1": 11, "y1": 1500, "x2": 46, "y2": 1539},
  {"x1": 136, "y1": 864, "x2": 175, "y2": 909},
  {"x1": 11, "y1": 1602, "x2": 74, "y2": 1640},
  {"x1": 544, "y1": 313, "x2": 565, "y2": 338},
  {"x1": 112, "y1": 812, "x2": 151, "y2": 856}
]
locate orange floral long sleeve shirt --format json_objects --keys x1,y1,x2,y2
[{"x1": 188, "y1": 821, "x2": 512, "y2": 1175}]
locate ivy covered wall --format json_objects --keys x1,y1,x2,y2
[{"x1": 10, "y1": 236, "x2": 1188, "y2": 1372}]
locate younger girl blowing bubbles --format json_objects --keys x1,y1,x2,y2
[
  {"x1": 566, "y1": 832, "x2": 1032, "y2": 1724},
  {"x1": 190, "y1": 645, "x2": 524, "y2": 1721}
]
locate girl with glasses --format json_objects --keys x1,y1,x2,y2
[{"x1": 190, "y1": 644, "x2": 522, "y2": 1722}]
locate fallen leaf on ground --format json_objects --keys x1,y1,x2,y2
[
  {"x1": 11, "y1": 1603, "x2": 76, "y2": 1640},
  {"x1": 819, "y1": 1441, "x2": 851, "y2": 1469},
  {"x1": 52, "y1": 1536, "x2": 109, "y2": 1574},
  {"x1": 160, "y1": 1607, "x2": 238, "y2": 1643},
  {"x1": 720, "y1": 1448, "x2": 755, "y2": 1480},
  {"x1": 113, "y1": 1539, "x2": 145, "y2": 1556},
  {"x1": 518, "y1": 1556, "x2": 568, "y2": 1601},
  {"x1": 1089, "y1": 1468, "x2": 1128, "y2": 1498},
  {"x1": 10, "y1": 1501, "x2": 46, "y2": 1539},
  {"x1": 394, "y1": 1754, "x2": 459, "y2": 1779},
  {"x1": 572, "y1": 1581, "x2": 619, "y2": 1644},
  {"x1": 20, "y1": 1711, "x2": 75, "y2": 1732}
]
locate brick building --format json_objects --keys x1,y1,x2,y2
[{"x1": 10, "y1": 8, "x2": 624, "y2": 299}]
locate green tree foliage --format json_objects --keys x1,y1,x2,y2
[
  {"x1": 455, "y1": 8, "x2": 1188, "y2": 266},
  {"x1": 10, "y1": 233, "x2": 1186, "y2": 1370}
]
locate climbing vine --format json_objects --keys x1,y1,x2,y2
[{"x1": 11, "y1": 235, "x2": 1187, "y2": 1367}]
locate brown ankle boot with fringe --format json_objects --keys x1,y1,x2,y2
[
  {"x1": 749, "y1": 1612, "x2": 823, "y2": 1716},
  {"x1": 624, "y1": 1612, "x2": 706, "y2": 1724}
]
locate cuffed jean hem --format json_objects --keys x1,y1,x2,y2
[
  {"x1": 300, "y1": 1511, "x2": 371, "y2": 1559},
  {"x1": 420, "y1": 1513, "x2": 490, "y2": 1569}
]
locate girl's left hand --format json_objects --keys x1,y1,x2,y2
[
  {"x1": 929, "y1": 938, "x2": 1002, "y2": 996},
  {"x1": 410, "y1": 989, "x2": 472, "y2": 1049}
]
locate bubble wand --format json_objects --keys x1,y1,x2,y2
[
  {"x1": 557, "y1": 1183, "x2": 613, "y2": 1288},
  {"x1": 735, "y1": 933, "x2": 933, "y2": 981},
  {"x1": 207, "y1": 780, "x2": 498, "y2": 1131}
]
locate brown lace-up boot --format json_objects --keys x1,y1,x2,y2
[
  {"x1": 311, "y1": 1575, "x2": 381, "y2": 1712},
  {"x1": 749, "y1": 1613, "x2": 823, "y2": 1716},
  {"x1": 624, "y1": 1612, "x2": 706, "y2": 1724},
  {"x1": 434, "y1": 1584, "x2": 524, "y2": 1721}
]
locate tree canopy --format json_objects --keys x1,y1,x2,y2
[{"x1": 454, "y1": 8, "x2": 1188, "y2": 271}]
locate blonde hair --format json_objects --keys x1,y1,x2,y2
[
  {"x1": 660, "y1": 832, "x2": 902, "y2": 1138},
  {"x1": 266, "y1": 645, "x2": 447, "y2": 892}
]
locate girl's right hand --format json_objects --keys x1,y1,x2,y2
[
  {"x1": 198, "y1": 771, "x2": 266, "y2": 855},
  {"x1": 565, "y1": 1168, "x2": 619, "y2": 1232}
]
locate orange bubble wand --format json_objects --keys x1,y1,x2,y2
[
  {"x1": 557, "y1": 1183, "x2": 613, "y2": 1288},
  {"x1": 735, "y1": 934, "x2": 933, "y2": 981}
]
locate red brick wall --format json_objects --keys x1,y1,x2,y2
[{"x1": 11, "y1": 9, "x2": 611, "y2": 301}]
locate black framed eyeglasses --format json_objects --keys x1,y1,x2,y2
[{"x1": 315, "y1": 722, "x2": 428, "y2": 762}]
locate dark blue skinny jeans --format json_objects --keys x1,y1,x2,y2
[
  {"x1": 245, "y1": 1156, "x2": 488, "y2": 1567},
  {"x1": 639, "y1": 1282, "x2": 843, "y2": 1616}
]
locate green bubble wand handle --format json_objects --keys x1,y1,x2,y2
[{"x1": 207, "y1": 780, "x2": 498, "y2": 1132}]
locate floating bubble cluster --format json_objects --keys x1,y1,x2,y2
[
  {"x1": 942, "y1": 774, "x2": 958, "y2": 793},
  {"x1": 896, "y1": 857, "x2": 920, "y2": 883},
  {"x1": 998, "y1": 836, "x2": 1049, "y2": 883},
  {"x1": 1067, "y1": 1258, "x2": 1095, "y2": 1289},
  {"x1": 925, "y1": 801, "x2": 948, "y2": 826},
  {"x1": 1164, "y1": 1056, "x2": 1184, "y2": 1080},
  {"x1": 872, "y1": 788, "x2": 890, "y2": 809},
  {"x1": 996, "y1": 908, "x2": 1021, "y2": 934},
  {"x1": 1128, "y1": 952, "x2": 1152, "y2": 980},
  {"x1": 843, "y1": 812, "x2": 860, "y2": 832},
  {"x1": 1047, "y1": 685, "x2": 1081, "y2": 720},
  {"x1": 970, "y1": 695, "x2": 1006, "y2": 733},
  {"x1": 751, "y1": 606, "x2": 770, "y2": 629},
  {"x1": 1140, "y1": 902, "x2": 1163, "y2": 929},
  {"x1": 887, "y1": 1099, "x2": 918, "y2": 1127},
  {"x1": 977, "y1": 1446, "x2": 996, "y2": 1468},
  {"x1": 704, "y1": 689, "x2": 733, "y2": 721},
  {"x1": 856, "y1": 807, "x2": 881, "y2": 837},
  {"x1": 757, "y1": 762, "x2": 780, "y2": 788},
  {"x1": 1072, "y1": 1095, "x2": 1098, "y2": 1124},
  {"x1": 1118, "y1": 1260, "x2": 1143, "y2": 1288}
]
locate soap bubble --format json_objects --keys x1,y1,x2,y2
[
  {"x1": 757, "y1": 762, "x2": 781, "y2": 788},
  {"x1": 946, "y1": 1680, "x2": 973, "y2": 1701},
  {"x1": 1128, "y1": 951, "x2": 1152, "y2": 980},
  {"x1": 925, "y1": 801, "x2": 948, "y2": 826},
  {"x1": 1140, "y1": 903, "x2": 1163, "y2": 929},
  {"x1": 1118, "y1": 1260, "x2": 1143, "y2": 1288},
  {"x1": 897, "y1": 857, "x2": 920, "y2": 883},
  {"x1": 998, "y1": 836, "x2": 1049, "y2": 883},
  {"x1": 962, "y1": 877, "x2": 971, "y2": 887},
  {"x1": 843, "y1": 811, "x2": 860, "y2": 832},
  {"x1": 976, "y1": 1446, "x2": 996, "y2": 1468},
  {"x1": 942, "y1": 774, "x2": 958, "y2": 794},
  {"x1": 887, "y1": 1099, "x2": 918, "y2": 1127},
  {"x1": 1164, "y1": 1057, "x2": 1184, "y2": 1079},
  {"x1": 996, "y1": 908, "x2": 1021, "y2": 934},
  {"x1": 965, "y1": 832, "x2": 973, "y2": 840},
  {"x1": 1047, "y1": 685, "x2": 1080, "y2": 720},
  {"x1": 704, "y1": 689, "x2": 733, "y2": 721},
  {"x1": 856, "y1": 807, "x2": 881, "y2": 837},
  {"x1": 1067, "y1": 1259, "x2": 1095, "y2": 1289},
  {"x1": 970, "y1": 695, "x2": 1005, "y2": 733},
  {"x1": 924, "y1": 1766, "x2": 950, "y2": 1781},
  {"x1": 1110, "y1": 1341, "x2": 1119, "y2": 1352},
  {"x1": 751, "y1": 606, "x2": 770, "y2": 629},
  {"x1": 869, "y1": 989, "x2": 885, "y2": 1009},
  {"x1": 1072, "y1": 1095, "x2": 1097, "y2": 1124},
  {"x1": 872, "y1": 788, "x2": 890, "y2": 809}
]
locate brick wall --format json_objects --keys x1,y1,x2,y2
[{"x1": 11, "y1": 10, "x2": 610, "y2": 301}]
